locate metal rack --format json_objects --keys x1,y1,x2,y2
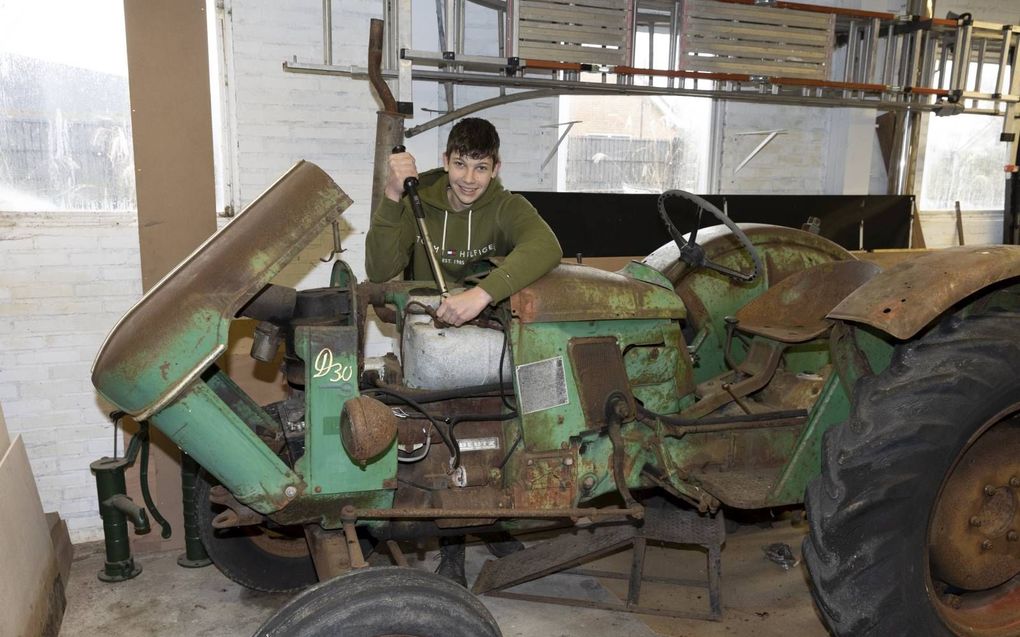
[{"x1": 286, "y1": 1, "x2": 1019, "y2": 117}]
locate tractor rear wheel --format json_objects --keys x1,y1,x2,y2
[
  {"x1": 255, "y1": 567, "x2": 502, "y2": 637},
  {"x1": 804, "y1": 312, "x2": 1020, "y2": 636},
  {"x1": 194, "y1": 469, "x2": 318, "y2": 593}
]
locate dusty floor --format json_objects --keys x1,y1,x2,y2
[{"x1": 61, "y1": 519, "x2": 827, "y2": 636}]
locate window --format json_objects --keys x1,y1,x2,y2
[
  {"x1": 0, "y1": 0, "x2": 226, "y2": 213},
  {"x1": 919, "y1": 62, "x2": 1011, "y2": 211},
  {"x1": 557, "y1": 27, "x2": 713, "y2": 193},
  {"x1": 0, "y1": 0, "x2": 135, "y2": 212},
  {"x1": 920, "y1": 113, "x2": 1008, "y2": 211}
]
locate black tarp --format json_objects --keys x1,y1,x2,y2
[{"x1": 517, "y1": 192, "x2": 913, "y2": 257}]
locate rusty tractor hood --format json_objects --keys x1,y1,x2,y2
[
  {"x1": 92, "y1": 161, "x2": 352, "y2": 419},
  {"x1": 509, "y1": 261, "x2": 685, "y2": 323},
  {"x1": 829, "y1": 245, "x2": 1020, "y2": 339}
]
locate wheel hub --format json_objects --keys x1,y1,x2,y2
[{"x1": 930, "y1": 424, "x2": 1020, "y2": 590}]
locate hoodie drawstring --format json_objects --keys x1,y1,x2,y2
[{"x1": 441, "y1": 210, "x2": 448, "y2": 253}]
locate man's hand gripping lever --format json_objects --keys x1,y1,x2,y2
[{"x1": 392, "y1": 145, "x2": 450, "y2": 297}]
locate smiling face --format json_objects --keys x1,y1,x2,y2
[{"x1": 443, "y1": 152, "x2": 500, "y2": 211}]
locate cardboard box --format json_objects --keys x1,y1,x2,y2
[{"x1": 0, "y1": 435, "x2": 65, "y2": 637}]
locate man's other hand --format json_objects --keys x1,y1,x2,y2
[{"x1": 437, "y1": 287, "x2": 493, "y2": 326}]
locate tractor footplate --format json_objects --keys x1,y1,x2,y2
[{"x1": 472, "y1": 506, "x2": 724, "y2": 621}]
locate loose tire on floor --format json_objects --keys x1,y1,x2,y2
[
  {"x1": 254, "y1": 567, "x2": 502, "y2": 637},
  {"x1": 804, "y1": 312, "x2": 1020, "y2": 636},
  {"x1": 194, "y1": 469, "x2": 318, "y2": 593}
]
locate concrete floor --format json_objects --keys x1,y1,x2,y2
[{"x1": 62, "y1": 520, "x2": 828, "y2": 636}]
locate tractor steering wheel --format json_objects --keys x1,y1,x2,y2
[{"x1": 658, "y1": 190, "x2": 763, "y2": 283}]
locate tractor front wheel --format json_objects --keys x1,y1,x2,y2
[
  {"x1": 194, "y1": 469, "x2": 318, "y2": 593},
  {"x1": 804, "y1": 312, "x2": 1020, "y2": 636},
  {"x1": 255, "y1": 567, "x2": 502, "y2": 637}
]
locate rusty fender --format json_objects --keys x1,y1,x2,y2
[{"x1": 829, "y1": 246, "x2": 1020, "y2": 340}]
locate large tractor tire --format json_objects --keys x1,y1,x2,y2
[
  {"x1": 195, "y1": 469, "x2": 318, "y2": 593},
  {"x1": 254, "y1": 567, "x2": 502, "y2": 637},
  {"x1": 804, "y1": 312, "x2": 1020, "y2": 636}
]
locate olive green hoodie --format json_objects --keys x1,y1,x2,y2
[{"x1": 366, "y1": 168, "x2": 562, "y2": 303}]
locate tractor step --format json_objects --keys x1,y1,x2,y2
[
  {"x1": 689, "y1": 466, "x2": 785, "y2": 509},
  {"x1": 472, "y1": 506, "x2": 725, "y2": 621}
]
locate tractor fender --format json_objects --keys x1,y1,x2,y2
[{"x1": 828, "y1": 245, "x2": 1020, "y2": 340}]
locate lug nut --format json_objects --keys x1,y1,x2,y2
[
  {"x1": 1008, "y1": 531, "x2": 1019, "y2": 542},
  {"x1": 981, "y1": 540, "x2": 993, "y2": 551},
  {"x1": 969, "y1": 516, "x2": 983, "y2": 527},
  {"x1": 984, "y1": 485, "x2": 997, "y2": 496},
  {"x1": 1010, "y1": 477, "x2": 1020, "y2": 488}
]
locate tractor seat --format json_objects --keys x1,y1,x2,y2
[{"x1": 734, "y1": 259, "x2": 881, "y2": 343}]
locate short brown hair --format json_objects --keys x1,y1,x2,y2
[{"x1": 445, "y1": 118, "x2": 500, "y2": 165}]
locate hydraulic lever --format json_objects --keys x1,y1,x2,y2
[{"x1": 392, "y1": 145, "x2": 449, "y2": 296}]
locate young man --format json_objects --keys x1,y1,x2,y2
[
  {"x1": 366, "y1": 117, "x2": 562, "y2": 326},
  {"x1": 366, "y1": 118, "x2": 561, "y2": 585}
]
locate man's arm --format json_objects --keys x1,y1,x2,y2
[
  {"x1": 365, "y1": 152, "x2": 419, "y2": 282},
  {"x1": 476, "y1": 195, "x2": 563, "y2": 303}
]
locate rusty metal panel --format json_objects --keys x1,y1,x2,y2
[
  {"x1": 512, "y1": 449, "x2": 578, "y2": 511},
  {"x1": 829, "y1": 245, "x2": 1020, "y2": 340},
  {"x1": 735, "y1": 260, "x2": 881, "y2": 343},
  {"x1": 568, "y1": 337, "x2": 636, "y2": 429},
  {"x1": 509, "y1": 263, "x2": 685, "y2": 324},
  {"x1": 92, "y1": 161, "x2": 352, "y2": 419}
]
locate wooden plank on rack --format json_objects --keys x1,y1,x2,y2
[
  {"x1": 521, "y1": 23, "x2": 626, "y2": 46},
  {"x1": 680, "y1": 55, "x2": 824, "y2": 79},
  {"x1": 687, "y1": 0, "x2": 832, "y2": 29},
  {"x1": 687, "y1": 18, "x2": 832, "y2": 46},
  {"x1": 520, "y1": 42, "x2": 627, "y2": 65},
  {"x1": 528, "y1": 0, "x2": 627, "y2": 9},
  {"x1": 683, "y1": 36, "x2": 830, "y2": 62},
  {"x1": 522, "y1": 1, "x2": 625, "y2": 22}
]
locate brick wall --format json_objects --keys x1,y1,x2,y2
[{"x1": 0, "y1": 212, "x2": 141, "y2": 541}]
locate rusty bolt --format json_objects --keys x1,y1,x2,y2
[
  {"x1": 557, "y1": 415, "x2": 564, "y2": 424},
  {"x1": 1008, "y1": 531, "x2": 1019, "y2": 542},
  {"x1": 1011, "y1": 477, "x2": 1020, "y2": 488},
  {"x1": 969, "y1": 516, "x2": 983, "y2": 527},
  {"x1": 582, "y1": 475, "x2": 596, "y2": 491},
  {"x1": 984, "y1": 485, "x2": 997, "y2": 496},
  {"x1": 285, "y1": 486, "x2": 297, "y2": 499},
  {"x1": 981, "y1": 540, "x2": 993, "y2": 551},
  {"x1": 314, "y1": 486, "x2": 322, "y2": 494}
]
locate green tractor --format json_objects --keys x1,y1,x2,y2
[{"x1": 92, "y1": 162, "x2": 1020, "y2": 636}]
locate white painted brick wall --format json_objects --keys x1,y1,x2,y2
[{"x1": 0, "y1": 212, "x2": 141, "y2": 542}]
